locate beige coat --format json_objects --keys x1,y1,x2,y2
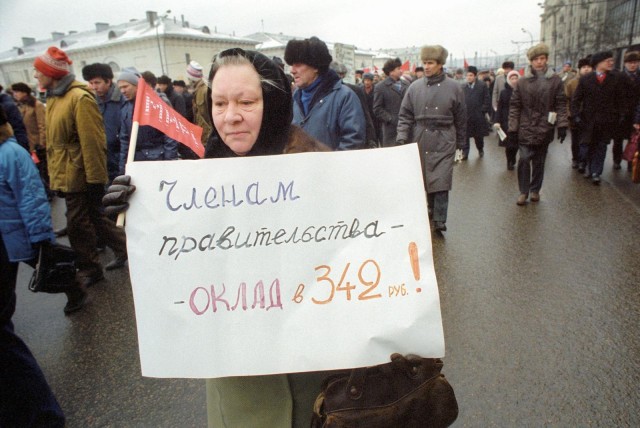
[{"x1": 17, "y1": 99, "x2": 46, "y2": 151}]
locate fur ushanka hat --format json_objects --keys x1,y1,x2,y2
[
  {"x1": 624, "y1": 50, "x2": 640, "y2": 63},
  {"x1": 284, "y1": 37, "x2": 332, "y2": 73},
  {"x1": 420, "y1": 45, "x2": 448, "y2": 65},
  {"x1": 577, "y1": 57, "x2": 591, "y2": 69},
  {"x1": 527, "y1": 43, "x2": 550, "y2": 61}
]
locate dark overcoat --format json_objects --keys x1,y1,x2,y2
[
  {"x1": 463, "y1": 81, "x2": 490, "y2": 138},
  {"x1": 373, "y1": 77, "x2": 409, "y2": 146},
  {"x1": 570, "y1": 70, "x2": 626, "y2": 144}
]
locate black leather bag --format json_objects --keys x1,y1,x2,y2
[
  {"x1": 311, "y1": 354, "x2": 458, "y2": 428},
  {"x1": 28, "y1": 241, "x2": 77, "y2": 293}
]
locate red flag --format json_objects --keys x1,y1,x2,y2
[
  {"x1": 133, "y1": 78, "x2": 204, "y2": 158},
  {"x1": 463, "y1": 58, "x2": 469, "y2": 69},
  {"x1": 401, "y1": 60, "x2": 410, "y2": 72},
  {"x1": 519, "y1": 67, "x2": 525, "y2": 76},
  {"x1": 363, "y1": 67, "x2": 370, "y2": 73}
]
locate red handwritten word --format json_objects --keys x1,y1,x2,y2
[{"x1": 189, "y1": 279, "x2": 283, "y2": 314}]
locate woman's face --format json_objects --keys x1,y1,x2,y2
[
  {"x1": 508, "y1": 74, "x2": 519, "y2": 85},
  {"x1": 211, "y1": 63, "x2": 264, "y2": 156}
]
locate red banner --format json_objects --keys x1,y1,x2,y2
[
  {"x1": 401, "y1": 60, "x2": 410, "y2": 72},
  {"x1": 133, "y1": 78, "x2": 204, "y2": 158}
]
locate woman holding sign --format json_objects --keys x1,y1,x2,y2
[{"x1": 105, "y1": 49, "x2": 330, "y2": 427}]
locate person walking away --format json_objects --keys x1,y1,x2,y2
[
  {"x1": 285, "y1": 36, "x2": 366, "y2": 150},
  {"x1": 564, "y1": 57, "x2": 592, "y2": 171},
  {"x1": 373, "y1": 58, "x2": 409, "y2": 147},
  {"x1": 508, "y1": 43, "x2": 568, "y2": 205},
  {"x1": 33, "y1": 46, "x2": 128, "y2": 285},
  {"x1": 494, "y1": 70, "x2": 520, "y2": 170},
  {"x1": 462, "y1": 65, "x2": 491, "y2": 159},
  {"x1": 396, "y1": 45, "x2": 466, "y2": 233},
  {"x1": 570, "y1": 51, "x2": 625, "y2": 184}
]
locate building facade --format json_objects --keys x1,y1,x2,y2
[
  {"x1": 540, "y1": 0, "x2": 640, "y2": 69},
  {"x1": 0, "y1": 11, "x2": 257, "y2": 88}
]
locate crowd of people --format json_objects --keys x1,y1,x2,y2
[{"x1": 0, "y1": 35, "x2": 638, "y2": 426}]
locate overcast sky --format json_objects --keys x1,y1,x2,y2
[{"x1": 0, "y1": 0, "x2": 542, "y2": 60}]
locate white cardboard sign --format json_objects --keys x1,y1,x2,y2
[{"x1": 125, "y1": 144, "x2": 445, "y2": 378}]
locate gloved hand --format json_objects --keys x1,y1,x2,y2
[
  {"x1": 557, "y1": 127, "x2": 567, "y2": 143},
  {"x1": 396, "y1": 140, "x2": 406, "y2": 145},
  {"x1": 493, "y1": 123, "x2": 501, "y2": 131},
  {"x1": 102, "y1": 175, "x2": 136, "y2": 217},
  {"x1": 508, "y1": 132, "x2": 519, "y2": 145}
]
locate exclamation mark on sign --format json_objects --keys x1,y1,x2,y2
[{"x1": 408, "y1": 241, "x2": 420, "y2": 281}]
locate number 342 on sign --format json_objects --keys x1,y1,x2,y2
[{"x1": 292, "y1": 259, "x2": 421, "y2": 305}]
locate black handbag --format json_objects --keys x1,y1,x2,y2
[
  {"x1": 28, "y1": 241, "x2": 77, "y2": 293},
  {"x1": 311, "y1": 353, "x2": 458, "y2": 427}
]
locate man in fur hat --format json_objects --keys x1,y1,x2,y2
[
  {"x1": 508, "y1": 43, "x2": 568, "y2": 205},
  {"x1": 396, "y1": 44, "x2": 466, "y2": 233},
  {"x1": 612, "y1": 50, "x2": 640, "y2": 170},
  {"x1": 33, "y1": 47, "x2": 128, "y2": 285},
  {"x1": 373, "y1": 57, "x2": 409, "y2": 147},
  {"x1": 570, "y1": 51, "x2": 625, "y2": 184},
  {"x1": 285, "y1": 36, "x2": 365, "y2": 150}
]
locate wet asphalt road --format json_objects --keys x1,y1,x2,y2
[{"x1": 13, "y1": 133, "x2": 640, "y2": 427}]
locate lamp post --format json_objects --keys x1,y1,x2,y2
[
  {"x1": 155, "y1": 10, "x2": 171, "y2": 75},
  {"x1": 521, "y1": 28, "x2": 534, "y2": 47}
]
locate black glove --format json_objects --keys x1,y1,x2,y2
[
  {"x1": 508, "y1": 132, "x2": 519, "y2": 145},
  {"x1": 557, "y1": 127, "x2": 567, "y2": 143},
  {"x1": 102, "y1": 175, "x2": 136, "y2": 217}
]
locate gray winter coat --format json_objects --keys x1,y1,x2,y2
[{"x1": 397, "y1": 73, "x2": 467, "y2": 193}]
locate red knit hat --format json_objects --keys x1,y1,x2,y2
[{"x1": 34, "y1": 47, "x2": 73, "y2": 79}]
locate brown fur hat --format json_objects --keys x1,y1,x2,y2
[
  {"x1": 284, "y1": 37, "x2": 332, "y2": 73},
  {"x1": 624, "y1": 50, "x2": 640, "y2": 63},
  {"x1": 420, "y1": 45, "x2": 448, "y2": 65},
  {"x1": 527, "y1": 43, "x2": 550, "y2": 61}
]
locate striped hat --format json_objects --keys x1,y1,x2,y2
[
  {"x1": 34, "y1": 46, "x2": 72, "y2": 79},
  {"x1": 186, "y1": 60, "x2": 203, "y2": 81}
]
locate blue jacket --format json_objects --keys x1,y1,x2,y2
[
  {"x1": 119, "y1": 100, "x2": 178, "y2": 174},
  {"x1": 0, "y1": 130, "x2": 54, "y2": 262},
  {"x1": 97, "y1": 84, "x2": 126, "y2": 181},
  {"x1": 292, "y1": 70, "x2": 365, "y2": 150}
]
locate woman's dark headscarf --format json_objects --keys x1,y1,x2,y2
[{"x1": 204, "y1": 48, "x2": 293, "y2": 158}]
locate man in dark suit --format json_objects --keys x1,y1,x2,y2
[{"x1": 373, "y1": 58, "x2": 409, "y2": 147}]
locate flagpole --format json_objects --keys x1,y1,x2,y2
[
  {"x1": 116, "y1": 77, "x2": 146, "y2": 228},
  {"x1": 116, "y1": 121, "x2": 139, "y2": 228}
]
